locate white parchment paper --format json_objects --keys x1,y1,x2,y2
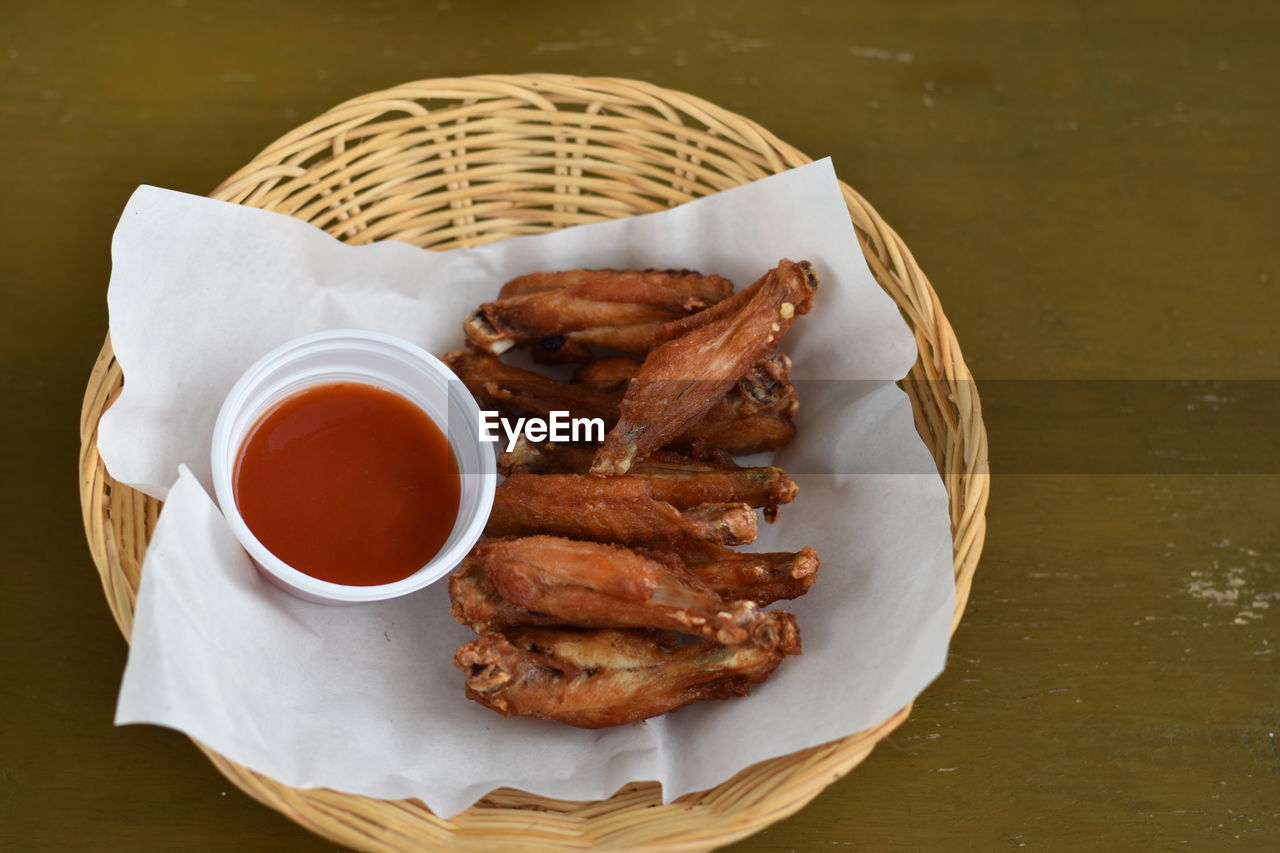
[{"x1": 102, "y1": 159, "x2": 955, "y2": 818}]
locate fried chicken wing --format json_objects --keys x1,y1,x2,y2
[
  {"x1": 444, "y1": 351, "x2": 797, "y2": 455},
  {"x1": 455, "y1": 623, "x2": 799, "y2": 728},
  {"x1": 574, "y1": 352, "x2": 798, "y2": 421},
  {"x1": 591, "y1": 260, "x2": 818, "y2": 476},
  {"x1": 681, "y1": 409, "x2": 797, "y2": 455},
  {"x1": 683, "y1": 544, "x2": 821, "y2": 605},
  {"x1": 452, "y1": 536, "x2": 789, "y2": 645},
  {"x1": 450, "y1": 537, "x2": 816, "y2": 629},
  {"x1": 486, "y1": 472, "x2": 757, "y2": 546},
  {"x1": 499, "y1": 440, "x2": 798, "y2": 522},
  {"x1": 499, "y1": 269, "x2": 734, "y2": 302},
  {"x1": 465, "y1": 269, "x2": 734, "y2": 356}
]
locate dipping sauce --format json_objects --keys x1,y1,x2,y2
[{"x1": 233, "y1": 382, "x2": 460, "y2": 586}]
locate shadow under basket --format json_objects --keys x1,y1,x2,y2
[{"x1": 78, "y1": 74, "x2": 989, "y2": 852}]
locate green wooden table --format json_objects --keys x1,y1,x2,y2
[{"x1": 3, "y1": 1, "x2": 1276, "y2": 849}]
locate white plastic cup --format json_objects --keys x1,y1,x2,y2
[{"x1": 210, "y1": 329, "x2": 496, "y2": 605}]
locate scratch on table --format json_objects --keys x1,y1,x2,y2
[
  {"x1": 848, "y1": 46, "x2": 914, "y2": 62},
  {"x1": 709, "y1": 31, "x2": 772, "y2": 52},
  {"x1": 532, "y1": 30, "x2": 613, "y2": 55}
]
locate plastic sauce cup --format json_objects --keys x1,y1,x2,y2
[{"x1": 210, "y1": 329, "x2": 496, "y2": 605}]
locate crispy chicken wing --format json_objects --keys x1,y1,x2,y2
[
  {"x1": 444, "y1": 351, "x2": 797, "y2": 455},
  {"x1": 680, "y1": 409, "x2": 796, "y2": 455},
  {"x1": 574, "y1": 352, "x2": 799, "y2": 421},
  {"x1": 499, "y1": 440, "x2": 798, "y2": 522},
  {"x1": 451, "y1": 536, "x2": 792, "y2": 645},
  {"x1": 591, "y1": 260, "x2": 818, "y2": 475},
  {"x1": 681, "y1": 544, "x2": 821, "y2": 605},
  {"x1": 499, "y1": 268, "x2": 734, "y2": 302},
  {"x1": 451, "y1": 536, "x2": 816, "y2": 627},
  {"x1": 486, "y1": 472, "x2": 757, "y2": 546},
  {"x1": 455, "y1": 623, "x2": 799, "y2": 728},
  {"x1": 465, "y1": 269, "x2": 734, "y2": 356}
]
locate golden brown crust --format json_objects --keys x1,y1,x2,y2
[
  {"x1": 687, "y1": 547, "x2": 820, "y2": 606},
  {"x1": 572, "y1": 352, "x2": 797, "y2": 417},
  {"x1": 486, "y1": 472, "x2": 758, "y2": 547},
  {"x1": 571, "y1": 355, "x2": 645, "y2": 388},
  {"x1": 499, "y1": 268, "x2": 734, "y2": 302},
  {"x1": 498, "y1": 441, "x2": 798, "y2": 521},
  {"x1": 451, "y1": 536, "x2": 791, "y2": 645},
  {"x1": 455, "y1": 624, "x2": 797, "y2": 728},
  {"x1": 591, "y1": 260, "x2": 817, "y2": 475},
  {"x1": 466, "y1": 269, "x2": 735, "y2": 356}
]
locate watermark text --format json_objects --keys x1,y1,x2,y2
[{"x1": 478, "y1": 410, "x2": 605, "y2": 452}]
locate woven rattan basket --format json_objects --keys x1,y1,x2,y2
[{"x1": 78, "y1": 74, "x2": 988, "y2": 851}]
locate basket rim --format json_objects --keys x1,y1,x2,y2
[{"x1": 78, "y1": 72, "x2": 989, "y2": 852}]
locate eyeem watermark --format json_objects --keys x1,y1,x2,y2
[{"x1": 479, "y1": 410, "x2": 605, "y2": 451}]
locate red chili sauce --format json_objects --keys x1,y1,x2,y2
[{"x1": 233, "y1": 382, "x2": 460, "y2": 586}]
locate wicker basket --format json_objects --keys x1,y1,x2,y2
[{"x1": 78, "y1": 74, "x2": 988, "y2": 851}]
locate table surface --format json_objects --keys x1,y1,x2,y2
[{"x1": 3, "y1": 1, "x2": 1276, "y2": 850}]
